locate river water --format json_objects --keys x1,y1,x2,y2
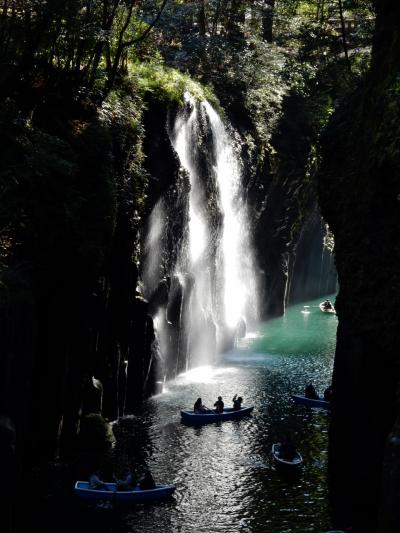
[
  {"x1": 32, "y1": 294, "x2": 337, "y2": 533},
  {"x1": 106, "y1": 294, "x2": 337, "y2": 533}
]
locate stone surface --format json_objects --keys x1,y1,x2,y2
[{"x1": 318, "y1": 2, "x2": 400, "y2": 530}]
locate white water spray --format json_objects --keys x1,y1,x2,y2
[
  {"x1": 170, "y1": 94, "x2": 216, "y2": 367},
  {"x1": 141, "y1": 200, "x2": 164, "y2": 300},
  {"x1": 143, "y1": 94, "x2": 258, "y2": 372},
  {"x1": 172, "y1": 94, "x2": 208, "y2": 264},
  {"x1": 202, "y1": 101, "x2": 258, "y2": 330}
]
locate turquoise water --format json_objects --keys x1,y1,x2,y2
[{"x1": 241, "y1": 296, "x2": 337, "y2": 357}]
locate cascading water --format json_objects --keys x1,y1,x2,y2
[
  {"x1": 202, "y1": 101, "x2": 258, "y2": 332},
  {"x1": 170, "y1": 94, "x2": 216, "y2": 368},
  {"x1": 141, "y1": 199, "x2": 165, "y2": 299},
  {"x1": 142, "y1": 93, "x2": 258, "y2": 375}
]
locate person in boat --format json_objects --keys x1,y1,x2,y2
[
  {"x1": 305, "y1": 382, "x2": 319, "y2": 400},
  {"x1": 113, "y1": 470, "x2": 135, "y2": 491},
  {"x1": 214, "y1": 396, "x2": 224, "y2": 413},
  {"x1": 139, "y1": 468, "x2": 156, "y2": 490},
  {"x1": 279, "y1": 435, "x2": 297, "y2": 461},
  {"x1": 194, "y1": 397, "x2": 209, "y2": 413},
  {"x1": 323, "y1": 385, "x2": 333, "y2": 402},
  {"x1": 322, "y1": 299, "x2": 333, "y2": 310},
  {"x1": 232, "y1": 394, "x2": 243, "y2": 410},
  {"x1": 88, "y1": 471, "x2": 110, "y2": 490}
]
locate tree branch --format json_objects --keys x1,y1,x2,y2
[{"x1": 121, "y1": 0, "x2": 168, "y2": 49}]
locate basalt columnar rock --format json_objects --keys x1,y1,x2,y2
[
  {"x1": 0, "y1": 90, "x2": 166, "y2": 472},
  {"x1": 287, "y1": 205, "x2": 337, "y2": 305},
  {"x1": 248, "y1": 90, "x2": 335, "y2": 318},
  {"x1": 318, "y1": 1, "x2": 400, "y2": 530}
]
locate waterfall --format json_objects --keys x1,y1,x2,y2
[
  {"x1": 202, "y1": 101, "x2": 258, "y2": 331},
  {"x1": 141, "y1": 199, "x2": 165, "y2": 300},
  {"x1": 171, "y1": 94, "x2": 215, "y2": 367},
  {"x1": 142, "y1": 94, "x2": 258, "y2": 374}
]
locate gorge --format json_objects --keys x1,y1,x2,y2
[{"x1": 0, "y1": 1, "x2": 399, "y2": 532}]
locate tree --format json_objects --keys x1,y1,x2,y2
[
  {"x1": 0, "y1": 0, "x2": 170, "y2": 98},
  {"x1": 262, "y1": 0, "x2": 275, "y2": 42}
]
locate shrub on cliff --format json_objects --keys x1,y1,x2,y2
[{"x1": 77, "y1": 413, "x2": 114, "y2": 453}]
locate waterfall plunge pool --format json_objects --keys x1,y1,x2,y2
[
  {"x1": 32, "y1": 294, "x2": 337, "y2": 533},
  {"x1": 110, "y1": 294, "x2": 337, "y2": 533}
]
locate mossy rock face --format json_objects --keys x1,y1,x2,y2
[{"x1": 77, "y1": 413, "x2": 114, "y2": 453}]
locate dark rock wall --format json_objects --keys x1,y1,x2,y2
[
  {"x1": 287, "y1": 205, "x2": 337, "y2": 305},
  {"x1": 0, "y1": 93, "x2": 170, "y2": 475},
  {"x1": 318, "y1": 1, "x2": 400, "y2": 530},
  {"x1": 252, "y1": 92, "x2": 326, "y2": 317}
]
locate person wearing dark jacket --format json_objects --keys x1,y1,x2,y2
[
  {"x1": 88, "y1": 471, "x2": 110, "y2": 490},
  {"x1": 194, "y1": 397, "x2": 206, "y2": 413},
  {"x1": 323, "y1": 386, "x2": 333, "y2": 402},
  {"x1": 139, "y1": 469, "x2": 156, "y2": 490},
  {"x1": 113, "y1": 471, "x2": 135, "y2": 491},
  {"x1": 280, "y1": 435, "x2": 297, "y2": 461},
  {"x1": 214, "y1": 396, "x2": 224, "y2": 413},
  {"x1": 232, "y1": 394, "x2": 243, "y2": 410},
  {"x1": 305, "y1": 383, "x2": 319, "y2": 400}
]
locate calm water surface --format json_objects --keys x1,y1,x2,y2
[{"x1": 107, "y1": 294, "x2": 338, "y2": 533}]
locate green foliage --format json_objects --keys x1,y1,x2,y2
[
  {"x1": 77, "y1": 413, "x2": 114, "y2": 452},
  {"x1": 236, "y1": 41, "x2": 288, "y2": 145},
  {"x1": 0, "y1": 82, "x2": 151, "y2": 279},
  {"x1": 0, "y1": 0, "x2": 170, "y2": 96},
  {"x1": 128, "y1": 62, "x2": 218, "y2": 105},
  {"x1": 0, "y1": 0, "x2": 376, "y2": 272},
  {"x1": 98, "y1": 85, "x2": 149, "y2": 222}
]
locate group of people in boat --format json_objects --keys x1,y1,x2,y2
[
  {"x1": 321, "y1": 299, "x2": 334, "y2": 311},
  {"x1": 305, "y1": 382, "x2": 333, "y2": 402},
  {"x1": 193, "y1": 393, "x2": 243, "y2": 414},
  {"x1": 88, "y1": 467, "x2": 156, "y2": 492},
  {"x1": 278, "y1": 383, "x2": 333, "y2": 462}
]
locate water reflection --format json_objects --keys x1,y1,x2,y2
[
  {"x1": 108, "y1": 295, "x2": 337, "y2": 533},
  {"x1": 32, "y1": 295, "x2": 336, "y2": 533}
]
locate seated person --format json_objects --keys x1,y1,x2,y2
[
  {"x1": 323, "y1": 299, "x2": 332, "y2": 309},
  {"x1": 305, "y1": 382, "x2": 319, "y2": 400},
  {"x1": 280, "y1": 435, "x2": 297, "y2": 461},
  {"x1": 113, "y1": 471, "x2": 135, "y2": 491},
  {"x1": 194, "y1": 397, "x2": 207, "y2": 413},
  {"x1": 88, "y1": 471, "x2": 109, "y2": 490},
  {"x1": 232, "y1": 394, "x2": 243, "y2": 410},
  {"x1": 323, "y1": 385, "x2": 333, "y2": 402},
  {"x1": 139, "y1": 469, "x2": 156, "y2": 490},
  {"x1": 214, "y1": 396, "x2": 224, "y2": 413}
]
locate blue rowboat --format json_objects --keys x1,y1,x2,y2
[
  {"x1": 291, "y1": 394, "x2": 330, "y2": 410},
  {"x1": 74, "y1": 482, "x2": 176, "y2": 502},
  {"x1": 272, "y1": 443, "x2": 303, "y2": 469},
  {"x1": 180, "y1": 406, "x2": 253, "y2": 424}
]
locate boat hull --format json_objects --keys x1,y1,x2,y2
[
  {"x1": 272, "y1": 444, "x2": 303, "y2": 469},
  {"x1": 319, "y1": 303, "x2": 335, "y2": 314},
  {"x1": 291, "y1": 394, "x2": 330, "y2": 410},
  {"x1": 74, "y1": 482, "x2": 176, "y2": 502},
  {"x1": 181, "y1": 406, "x2": 253, "y2": 424}
]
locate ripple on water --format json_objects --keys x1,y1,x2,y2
[{"x1": 100, "y1": 296, "x2": 337, "y2": 533}]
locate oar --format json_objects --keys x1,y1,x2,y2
[{"x1": 303, "y1": 305, "x2": 320, "y2": 308}]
